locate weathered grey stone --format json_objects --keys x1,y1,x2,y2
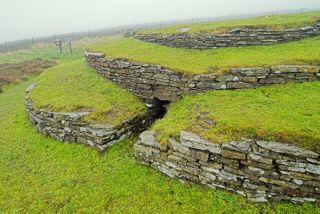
[
  {"x1": 229, "y1": 140, "x2": 252, "y2": 152},
  {"x1": 300, "y1": 26, "x2": 314, "y2": 31},
  {"x1": 180, "y1": 131, "x2": 221, "y2": 154},
  {"x1": 306, "y1": 163, "x2": 320, "y2": 175},
  {"x1": 85, "y1": 52, "x2": 105, "y2": 58},
  {"x1": 293, "y1": 179, "x2": 304, "y2": 185},
  {"x1": 248, "y1": 196, "x2": 268, "y2": 203},
  {"x1": 138, "y1": 131, "x2": 167, "y2": 150},
  {"x1": 247, "y1": 166, "x2": 265, "y2": 175},
  {"x1": 248, "y1": 153, "x2": 273, "y2": 165},
  {"x1": 168, "y1": 138, "x2": 189, "y2": 154},
  {"x1": 256, "y1": 141, "x2": 319, "y2": 158},
  {"x1": 158, "y1": 165, "x2": 178, "y2": 178}
]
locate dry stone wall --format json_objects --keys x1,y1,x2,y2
[
  {"x1": 85, "y1": 52, "x2": 320, "y2": 104},
  {"x1": 26, "y1": 84, "x2": 158, "y2": 151},
  {"x1": 135, "y1": 130, "x2": 320, "y2": 203},
  {"x1": 132, "y1": 22, "x2": 320, "y2": 49}
]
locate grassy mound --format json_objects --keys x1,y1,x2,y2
[
  {"x1": 29, "y1": 59, "x2": 146, "y2": 125},
  {"x1": 139, "y1": 11, "x2": 320, "y2": 35},
  {"x1": 0, "y1": 77, "x2": 319, "y2": 213},
  {"x1": 90, "y1": 37, "x2": 320, "y2": 74},
  {"x1": 152, "y1": 82, "x2": 320, "y2": 152}
]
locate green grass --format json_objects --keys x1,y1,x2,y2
[
  {"x1": 152, "y1": 82, "x2": 320, "y2": 152},
  {"x1": 0, "y1": 37, "x2": 112, "y2": 64},
  {"x1": 139, "y1": 11, "x2": 320, "y2": 34},
  {"x1": 0, "y1": 37, "x2": 103, "y2": 92},
  {"x1": 90, "y1": 37, "x2": 320, "y2": 74},
  {"x1": 0, "y1": 78, "x2": 319, "y2": 213},
  {"x1": 29, "y1": 59, "x2": 146, "y2": 125}
]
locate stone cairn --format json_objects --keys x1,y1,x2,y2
[{"x1": 135, "y1": 131, "x2": 320, "y2": 203}]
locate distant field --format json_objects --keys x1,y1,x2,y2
[
  {"x1": 0, "y1": 36, "x2": 115, "y2": 92},
  {"x1": 0, "y1": 59, "x2": 56, "y2": 92},
  {"x1": 139, "y1": 11, "x2": 320, "y2": 34},
  {"x1": 0, "y1": 36, "x2": 111, "y2": 64},
  {"x1": 152, "y1": 81, "x2": 320, "y2": 152},
  {"x1": 29, "y1": 59, "x2": 146, "y2": 125},
  {"x1": 90, "y1": 36, "x2": 320, "y2": 74}
]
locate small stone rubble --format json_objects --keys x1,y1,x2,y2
[
  {"x1": 86, "y1": 52, "x2": 320, "y2": 104},
  {"x1": 134, "y1": 130, "x2": 320, "y2": 203},
  {"x1": 132, "y1": 22, "x2": 320, "y2": 49},
  {"x1": 25, "y1": 83, "x2": 158, "y2": 151}
]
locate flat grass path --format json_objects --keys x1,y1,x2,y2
[
  {"x1": 90, "y1": 37, "x2": 320, "y2": 74},
  {"x1": 0, "y1": 82, "x2": 319, "y2": 213}
]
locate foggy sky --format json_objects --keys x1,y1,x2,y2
[{"x1": 1, "y1": 0, "x2": 320, "y2": 43}]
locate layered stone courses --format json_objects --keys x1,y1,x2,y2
[
  {"x1": 132, "y1": 22, "x2": 320, "y2": 49},
  {"x1": 25, "y1": 83, "x2": 157, "y2": 151},
  {"x1": 134, "y1": 130, "x2": 320, "y2": 203},
  {"x1": 86, "y1": 52, "x2": 320, "y2": 104}
]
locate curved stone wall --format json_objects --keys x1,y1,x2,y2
[
  {"x1": 26, "y1": 84, "x2": 158, "y2": 151},
  {"x1": 134, "y1": 130, "x2": 320, "y2": 203},
  {"x1": 85, "y1": 52, "x2": 320, "y2": 104},
  {"x1": 132, "y1": 23, "x2": 320, "y2": 49}
]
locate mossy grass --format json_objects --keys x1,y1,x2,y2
[
  {"x1": 29, "y1": 59, "x2": 146, "y2": 125},
  {"x1": 0, "y1": 77, "x2": 319, "y2": 213},
  {"x1": 139, "y1": 11, "x2": 320, "y2": 35},
  {"x1": 90, "y1": 36, "x2": 320, "y2": 74},
  {"x1": 152, "y1": 81, "x2": 320, "y2": 152}
]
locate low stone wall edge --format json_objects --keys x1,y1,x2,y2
[
  {"x1": 85, "y1": 52, "x2": 320, "y2": 104},
  {"x1": 134, "y1": 130, "x2": 320, "y2": 203},
  {"x1": 25, "y1": 83, "x2": 157, "y2": 151},
  {"x1": 132, "y1": 22, "x2": 320, "y2": 49}
]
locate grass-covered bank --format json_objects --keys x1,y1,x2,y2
[
  {"x1": 29, "y1": 59, "x2": 146, "y2": 125},
  {"x1": 0, "y1": 78, "x2": 319, "y2": 213},
  {"x1": 152, "y1": 82, "x2": 320, "y2": 152},
  {"x1": 139, "y1": 11, "x2": 320, "y2": 35},
  {"x1": 90, "y1": 37, "x2": 320, "y2": 74}
]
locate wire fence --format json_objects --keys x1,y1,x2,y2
[{"x1": 0, "y1": 8, "x2": 317, "y2": 53}]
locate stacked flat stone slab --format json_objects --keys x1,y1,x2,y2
[
  {"x1": 135, "y1": 130, "x2": 320, "y2": 203},
  {"x1": 26, "y1": 84, "x2": 157, "y2": 151},
  {"x1": 132, "y1": 22, "x2": 320, "y2": 49},
  {"x1": 86, "y1": 52, "x2": 320, "y2": 104}
]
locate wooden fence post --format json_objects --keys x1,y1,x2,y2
[{"x1": 68, "y1": 40, "x2": 72, "y2": 54}]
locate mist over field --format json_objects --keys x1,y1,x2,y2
[{"x1": 1, "y1": 0, "x2": 320, "y2": 42}]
